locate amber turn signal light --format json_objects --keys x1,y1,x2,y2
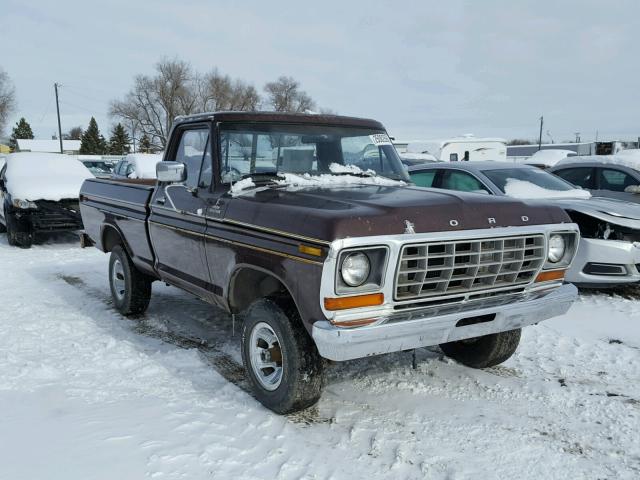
[
  {"x1": 535, "y1": 269, "x2": 566, "y2": 283},
  {"x1": 298, "y1": 244, "x2": 323, "y2": 257},
  {"x1": 324, "y1": 293, "x2": 384, "y2": 311}
]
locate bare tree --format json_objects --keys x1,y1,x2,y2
[
  {"x1": 110, "y1": 59, "x2": 262, "y2": 148},
  {"x1": 263, "y1": 76, "x2": 316, "y2": 113},
  {"x1": 63, "y1": 126, "x2": 83, "y2": 140},
  {"x1": 0, "y1": 68, "x2": 16, "y2": 135},
  {"x1": 198, "y1": 69, "x2": 260, "y2": 111},
  {"x1": 110, "y1": 58, "x2": 198, "y2": 148}
]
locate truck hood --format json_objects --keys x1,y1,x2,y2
[{"x1": 223, "y1": 185, "x2": 570, "y2": 243}]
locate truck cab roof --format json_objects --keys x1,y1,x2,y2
[{"x1": 172, "y1": 111, "x2": 385, "y2": 130}]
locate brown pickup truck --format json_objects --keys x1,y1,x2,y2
[{"x1": 79, "y1": 111, "x2": 580, "y2": 413}]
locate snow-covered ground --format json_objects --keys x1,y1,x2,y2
[{"x1": 1, "y1": 235, "x2": 639, "y2": 479}]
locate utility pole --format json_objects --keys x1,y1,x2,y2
[
  {"x1": 54, "y1": 83, "x2": 63, "y2": 154},
  {"x1": 130, "y1": 121, "x2": 136, "y2": 153},
  {"x1": 538, "y1": 116, "x2": 543, "y2": 151}
]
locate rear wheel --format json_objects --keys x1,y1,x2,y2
[
  {"x1": 439, "y1": 329, "x2": 521, "y2": 368},
  {"x1": 109, "y1": 245, "x2": 152, "y2": 315},
  {"x1": 241, "y1": 297, "x2": 325, "y2": 414}
]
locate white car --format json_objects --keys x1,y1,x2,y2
[{"x1": 408, "y1": 161, "x2": 640, "y2": 288}]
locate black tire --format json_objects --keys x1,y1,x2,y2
[
  {"x1": 440, "y1": 329, "x2": 521, "y2": 368},
  {"x1": 5, "y1": 214, "x2": 32, "y2": 248},
  {"x1": 241, "y1": 297, "x2": 325, "y2": 414},
  {"x1": 108, "y1": 245, "x2": 152, "y2": 316}
]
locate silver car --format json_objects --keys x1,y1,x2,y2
[{"x1": 408, "y1": 161, "x2": 640, "y2": 288}]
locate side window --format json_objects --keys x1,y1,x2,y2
[
  {"x1": 441, "y1": 170, "x2": 489, "y2": 193},
  {"x1": 175, "y1": 129, "x2": 209, "y2": 189},
  {"x1": 599, "y1": 168, "x2": 637, "y2": 192},
  {"x1": 554, "y1": 167, "x2": 594, "y2": 189},
  {"x1": 410, "y1": 171, "x2": 437, "y2": 188}
]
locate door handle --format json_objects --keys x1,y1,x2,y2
[{"x1": 156, "y1": 197, "x2": 166, "y2": 205}]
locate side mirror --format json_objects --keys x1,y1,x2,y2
[
  {"x1": 624, "y1": 185, "x2": 640, "y2": 194},
  {"x1": 156, "y1": 161, "x2": 186, "y2": 183}
]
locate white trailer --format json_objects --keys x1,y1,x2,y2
[{"x1": 406, "y1": 135, "x2": 507, "y2": 162}]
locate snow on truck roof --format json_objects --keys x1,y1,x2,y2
[{"x1": 4, "y1": 152, "x2": 93, "y2": 201}]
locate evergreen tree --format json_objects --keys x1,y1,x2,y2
[
  {"x1": 9, "y1": 117, "x2": 34, "y2": 151},
  {"x1": 79, "y1": 117, "x2": 107, "y2": 154},
  {"x1": 108, "y1": 123, "x2": 131, "y2": 155},
  {"x1": 138, "y1": 133, "x2": 152, "y2": 153}
]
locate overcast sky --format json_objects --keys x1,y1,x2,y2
[{"x1": 2, "y1": 0, "x2": 639, "y2": 143}]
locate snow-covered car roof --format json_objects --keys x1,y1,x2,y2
[
  {"x1": 4, "y1": 152, "x2": 93, "y2": 201},
  {"x1": 523, "y1": 149, "x2": 577, "y2": 168},
  {"x1": 554, "y1": 153, "x2": 640, "y2": 172},
  {"x1": 125, "y1": 153, "x2": 163, "y2": 179}
]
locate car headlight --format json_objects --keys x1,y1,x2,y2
[
  {"x1": 547, "y1": 234, "x2": 566, "y2": 263},
  {"x1": 12, "y1": 199, "x2": 38, "y2": 210},
  {"x1": 341, "y1": 252, "x2": 370, "y2": 287}
]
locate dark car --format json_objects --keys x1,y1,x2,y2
[
  {"x1": 408, "y1": 161, "x2": 640, "y2": 287},
  {"x1": 549, "y1": 160, "x2": 640, "y2": 205},
  {"x1": 79, "y1": 111, "x2": 579, "y2": 414},
  {"x1": 0, "y1": 152, "x2": 91, "y2": 247}
]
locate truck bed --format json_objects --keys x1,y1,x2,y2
[{"x1": 79, "y1": 178, "x2": 157, "y2": 275}]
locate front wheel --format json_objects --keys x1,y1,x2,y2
[
  {"x1": 439, "y1": 329, "x2": 521, "y2": 368},
  {"x1": 109, "y1": 245, "x2": 152, "y2": 316},
  {"x1": 241, "y1": 297, "x2": 325, "y2": 414},
  {"x1": 5, "y1": 214, "x2": 32, "y2": 248}
]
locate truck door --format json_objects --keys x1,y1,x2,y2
[{"x1": 148, "y1": 125, "x2": 215, "y2": 300}]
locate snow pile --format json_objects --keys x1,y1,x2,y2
[
  {"x1": 4, "y1": 152, "x2": 93, "y2": 201},
  {"x1": 277, "y1": 171, "x2": 405, "y2": 188},
  {"x1": 557, "y1": 153, "x2": 640, "y2": 172},
  {"x1": 1, "y1": 239, "x2": 639, "y2": 479},
  {"x1": 328, "y1": 162, "x2": 375, "y2": 175},
  {"x1": 125, "y1": 153, "x2": 163, "y2": 179},
  {"x1": 524, "y1": 149, "x2": 576, "y2": 168},
  {"x1": 401, "y1": 152, "x2": 438, "y2": 162},
  {"x1": 229, "y1": 177, "x2": 255, "y2": 195},
  {"x1": 504, "y1": 178, "x2": 591, "y2": 199}
]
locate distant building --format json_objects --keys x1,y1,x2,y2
[{"x1": 15, "y1": 139, "x2": 81, "y2": 154}]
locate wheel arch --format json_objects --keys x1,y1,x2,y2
[
  {"x1": 101, "y1": 223, "x2": 133, "y2": 257},
  {"x1": 228, "y1": 264, "x2": 300, "y2": 316}
]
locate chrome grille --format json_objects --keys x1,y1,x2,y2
[{"x1": 395, "y1": 235, "x2": 546, "y2": 301}]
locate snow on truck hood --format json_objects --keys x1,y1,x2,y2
[{"x1": 4, "y1": 152, "x2": 93, "y2": 201}]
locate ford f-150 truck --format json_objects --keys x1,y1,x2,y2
[{"x1": 79, "y1": 112, "x2": 580, "y2": 414}]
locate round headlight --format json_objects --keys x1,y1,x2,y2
[
  {"x1": 548, "y1": 234, "x2": 566, "y2": 263},
  {"x1": 341, "y1": 252, "x2": 370, "y2": 287}
]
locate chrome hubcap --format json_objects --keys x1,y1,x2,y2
[
  {"x1": 111, "y1": 259, "x2": 126, "y2": 301},
  {"x1": 249, "y1": 322, "x2": 283, "y2": 391}
]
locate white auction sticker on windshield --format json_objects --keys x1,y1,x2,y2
[{"x1": 369, "y1": 133, "x2": 392, "y2": 146}]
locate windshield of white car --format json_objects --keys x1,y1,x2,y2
[
  {"x1": 483, "y1": 168, "x2": 576, "y2": 193},
  {"x1": 219, "y1": 124, "x2": 410, "y2": 183}
]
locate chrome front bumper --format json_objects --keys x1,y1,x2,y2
[{"x1": 312, "y1": 283, "x2": 577, "y2": 361}]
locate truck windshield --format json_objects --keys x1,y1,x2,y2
[{"x1": 219, "y1": 124, "x2": 410, "y2": 183}]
